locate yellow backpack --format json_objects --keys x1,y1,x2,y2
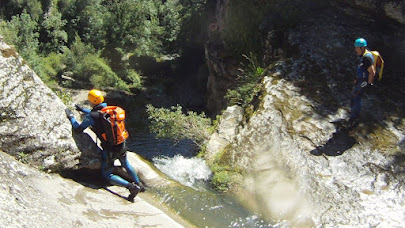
[{"x1": 364, "y1": 50, "x2": 384, "y2": 81}]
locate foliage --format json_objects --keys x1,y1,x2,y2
[
  {"x1": 62, "y1": 35, "x2": 95, "y2": 72},
  {"x1": 39, "y1": 4, "x2": 68, "y2": 53},
  {"x1": 36, "y1": 52, "x2": 64, "y2": 85},
  {"x1": 211, "y1": 170, "x2": 230, "y2": 192},
  {"x1": 176, "y1": 0, "x2": 208, "y2": 48},
  {"x1": 146, "y1": 104, "x2": 212, "y2": 147},
  {"x1": 225, "y1": 53, "x2": 264, "y2": 107},
  {"x1": 122, "y1": 69, "x2": 144, "y2": 90},
  {"x1": 85, "y1": 54, "x2": 129, "y2": 91},
  {"x1": 0, "y1": 10, "x2": 40, "y2": 63},
  {"x1": 158, "y1": 0, "x2": 182, "y2": 52},
  {"x1": 0, "y1": 0, "x2": 43, "y2": 20},
  {"x1": 60, "y1": 0, "x2": 107, "y2": 48},
  {"x1": 16, "y1": 152, "x2": 30, "y2": 164},
  {"x1": 0, "y1": 0, "x2": 208, "y2": 91},
  {"x1": 54, "y1": 88, "x2": 73, "y2": 105}
]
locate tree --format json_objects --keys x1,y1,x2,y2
[
  {"x1": 40, "y1": 4, "x2": 68, "y2": 53},
  {"x1": 60, "y1": 0, "x2": 107, "y2": 49},
  {"x1": 0, "y1": 10, "x2": 40, "y2": 63},
  {"x1": 0, "y1": 0, "x2": 43, "y2": 21}
]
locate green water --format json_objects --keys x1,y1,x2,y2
[{"x1": 149, "y1": 185, "x2": 275, "y2": 228}]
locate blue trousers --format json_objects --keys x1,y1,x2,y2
[
  {"x1": 100, "y1": 142, "x2": 140, "y2": 188},
  {"x1": 350, "y1": 84, "x2": 365, "y2": 120}
]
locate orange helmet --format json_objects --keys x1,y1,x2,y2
[{"x1": 88, "y1": 89, "x2": 104, "y2": 105}]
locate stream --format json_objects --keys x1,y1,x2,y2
[
  {"x1": 120, "y1": 51, "x2": 279, "y2": 227},
  {"x1": 127, "y1": 131, "x2": 278, "y2": 228}
]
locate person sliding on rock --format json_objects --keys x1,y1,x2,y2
[
  {"x1": 348, "y1": 38, "x2": 376, "y2": 127},
  {"x1": 65, "y1": 89, "x2": 145, "y2": 202}
]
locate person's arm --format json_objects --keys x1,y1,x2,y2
[
  {"x1": 75, "y1": 104, "x2": 91, "y2": 114},
  {"x1": 66, "y1": 109, "x2": 94, "y2": 133},
  {"x1": 367, "y1": 65, "x2": 375, "y2": 84},
  {"x1": 363, "y1": 55, "x2": 375, "y2": 85}
]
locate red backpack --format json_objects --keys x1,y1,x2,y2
[{"x1": 99, "y1": 106, "x2": 129, "y2": 145}]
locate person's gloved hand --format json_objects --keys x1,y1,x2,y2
[
  {"x1": 75, "y1": 104, "x2": 84, "y2": 112},
  {"x1": 65, "y1": 108, "x2": 75, "y2": 120}
]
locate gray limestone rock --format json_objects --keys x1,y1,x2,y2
[{"x1": 0, "y1": 36, "x2": 97, "y2": 171}]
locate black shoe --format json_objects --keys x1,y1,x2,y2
[
  {"x1": 127, "y1": 182, "x2": 140, "y2": 202},
  {"x1": 137, "y1": 182, "x2": 146, "y2": 193}
]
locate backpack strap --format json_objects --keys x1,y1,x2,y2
[
  {"x1": 363, "y1": 50, "x2": 374, "y2": 64},
  {"x1": 89, "y1": 110, "x2": 106, "y2": 142}
]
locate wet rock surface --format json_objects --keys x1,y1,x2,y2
[{"x1": 0, "y1": 151, "x2": 184, "y2": 228}]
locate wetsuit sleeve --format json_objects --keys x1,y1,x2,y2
[
  {"x1": 70, "y1": 114, "x2": 94, "y2": 133},
  {"x1": 80, "y1": 107, "x2": 92, "y2": 114}
]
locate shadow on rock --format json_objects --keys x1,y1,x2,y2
[
  {"x1": 66, "y1": 131, "x2": 136, "y2": 200},
  {"x1": 72, "y1": 131, "x2": 102, "y2": 169},
  {"x1": 310, "y1": 125, "x2": 357, "y2": 156},
  {"x1": 60, "y1": 166, "x2": 134, "y2": 201}
]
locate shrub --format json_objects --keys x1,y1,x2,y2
[
  {"x1": 36, "y1": 52, "x2": 64, "y2": 85},
  {"x1": 62, "y1": 35, "x2": 96, "y2": 82},
  {"x1": 124, "y1": 69, "x2": 144, "y2": 90},
  {"x1": 211, "y1": 170, "x2": 230, "y2": 192},
  {"x1": 83, "y1": 54, "x2": 129, "y2": 91},
  {"x1": 146, "y1": 104, "x2": 212, "y2": 147},
  {"x1": 225, "y1": 53, "x2": 264, "y2": 107}
]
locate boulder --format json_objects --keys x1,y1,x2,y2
[
  {"x1": 205, "y1": 105, "x2": 243, "y2": 164},
  {"x1": 0, "y1": 36, "x2": 91, "y2": 171}
]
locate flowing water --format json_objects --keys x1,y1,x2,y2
[{"x1": 127, "y1": 131, "x2": 277, "y2": 227}]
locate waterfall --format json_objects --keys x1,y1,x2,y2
[{"x1": 153, "y1": 155, "x2": 212, "y2": 189}]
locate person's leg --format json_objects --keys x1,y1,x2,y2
[
  {"x1": 101, "y1": 148, "x2": 140, "y2": 201},
  {"x1": 350, "y1": 86, "x2": 362, "y2": 121},
  {"x1": 101, "y1": 149, "x2": 131, "y2": 188},
  {"x1": 119, "y1": 152, "x2": 140, "y2": 184}
]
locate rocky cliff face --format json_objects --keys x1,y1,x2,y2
[
  {"x1": 337, "y1": 0, "x2": 405, "y2": 24},
  {"x1": 205, "y1": 0, "x2": 405, "y2": 226},
  {"x1": 211, "y1": 72, "x2": 404, "y2": 227},
  {"x1": 0, "y1": 37, "x2": 76, "y2": 170},
  {"x1": 205, "y1": 0, "x2": 405, "y2": 115},
  {"x1": 0, "y1": 36, "x2": 105, "y2": 171}
]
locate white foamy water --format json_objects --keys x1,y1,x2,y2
[{"x1": 153, "y1": 155, "x2": 212, "y2": 188}]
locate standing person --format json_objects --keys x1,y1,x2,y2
[
  {"x1": 65, "y1": 89, "x2": 145, "y2": 202},
  {"x1": 349, "y1": 38, "x2": 376, "y2": 126}
]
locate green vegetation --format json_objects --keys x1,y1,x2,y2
[
  {"x1": 208, "y1": 144, "x2": 244, "y2": 192},
  {"x1": 16, "y1": 152, "x2": 29, "y2": 164},
  {"x1": 211, "y1": 169, "x2": 230, "y2": 192},
  {"x1": 0, "y1": 0, "x2": 208, "y2": 92},
  {"x1": 225, "y1": 53, "x2": 264, "y2": 108},
  {"x1": 54, "y1": 88, "x2": 73, "y2": 105},
  {"x1": 146, "y1": 104, "x2": 212, "y2": 148}
]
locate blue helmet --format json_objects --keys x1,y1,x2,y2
[{"x1": 354, "y1": 38, "x2": 367, "y2": 47}]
